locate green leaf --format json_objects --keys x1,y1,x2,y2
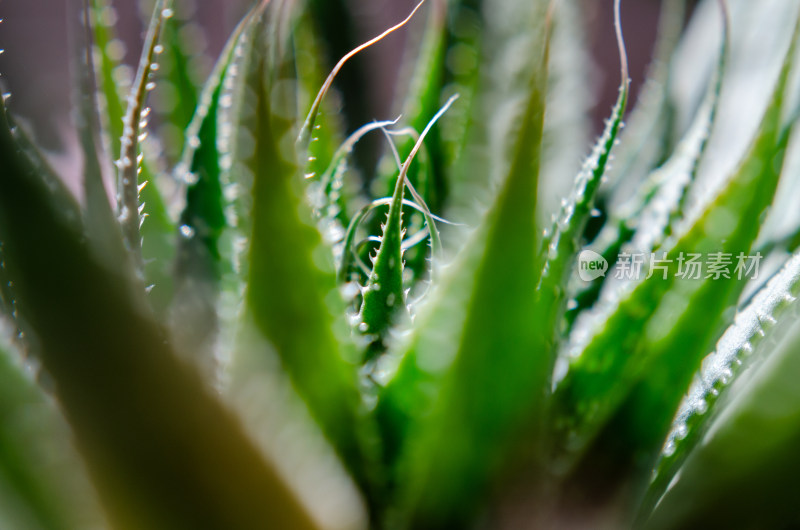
[
  {"x1": 372, "y1": 0, "x2": 447, "y2": 215},
  {"x1": 116, "y1": 0, "x2": 172, "y2": 272},
  {"x1": 642, "y1": 262, "x2": 800, "y2": 528},
  {"x1": 76, "y1": 0, "x2": 119, "y2": 265},
  {"x1": 358, "y1": 154, "x2": 411, "y2": 363},
  {"x1": 292, "y1": 6, "x2": 345, "y2": 166},
  {"x1": 565, "y1": 4, "x2": 727, "y2": 329},
  {"x1": 0, "y1": 110, "x2": 82, "y2": 338},
  {"x1": 552, "y1": 9, "x2": 800, "y2": 501},
  {"x1": 154, "y1": 1, "x2": 201, "y2": 161},
  {"x1": 640, "y1": 249, "x2": 800, "y2": 524},
  {"x1": 314, "y1": 119, "x2": 398, "y2": 276},
  {"x1": 606, "y1": 0, "x2": 687, "y2": 204},
  {"x1": 536, "y1": 0, "x2": 629, "y2": 357},
  {"x1": 0, "y1": 89, "x2": 321, "y2": 530},
  {"x1": 539, "y1": 0, "x2": 592, "y2": 222},
  {"x1": 376, "y1": 2, "x2": 550, "y2": 524},
  {"x1": 220, "y1": 0, "x2": 374, "y2": 502},
  {"x1": 357, "y1": 97, "x2": 456, "y2": 365},
  {"x1": 305, "y1": 0, "x2": 384, "y2": 176},
  {"x1": 0, "y1": 334, "x2": 104, "y2": 530},
  {"x1": 170, "y1": 6, "x2": 257, "y2": 375},
  {"x1": 90, "y1": 0, "x2": 177, "y2": 314},
  {"x1": 297, "y1": 0, "x2": 426, "y2": 153}
]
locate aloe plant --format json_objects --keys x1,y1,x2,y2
[{"x1": 2, "y1": 0, "x2": 800, "y2": 528}]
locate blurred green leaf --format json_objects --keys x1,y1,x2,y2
[
  {"x1": 607, "y1": 0, "x2": 687, "y2": 206},
  {"x1": 0, "y1": 81, "x2": 321, "y2": 530},
  {"x1": 170, "y1": 6, "x2": 256, "y2": 374},
  {"x1": 539, "y1": 0, "x2": 592, "y2": 222},
  {"x1": 0, "y1": 335, "x2": 104, "y2": 530},
  {"x1": 156, "y1": 1, "x2": 201, "y2": 160}
]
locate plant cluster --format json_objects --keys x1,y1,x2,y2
[{"x1": 2, "y1": 0, "x2": 800, "y2": 528}]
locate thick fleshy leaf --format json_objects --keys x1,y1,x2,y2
[
  {"x1": 357, "y1": 97, "x2": 456, "y2": 364},
  {"x1": 643, "y1": 267, "x2": 800, "y2": 528},
  {"x1": 0, "y1": 91, "x2": 321, "y2": 530},
  {"x1": 0, "y1": 333, "x2": 104, "y2": 530},
  {"x1": 170, "y1": 6, "x2": 256, "y2": 375},
  {"x1": 641, "y1": 249, "x2": 800, "y2": 523},
  {"x1": 220, "y1": 0, "x2": 374, "y2": 502},
  {"x1": 357, "y1": 155, "x2": 410, "y2": 362}
]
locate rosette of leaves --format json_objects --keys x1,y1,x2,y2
[{"x1": 1, "y1": 0, "x2": 800, "y2": 528}]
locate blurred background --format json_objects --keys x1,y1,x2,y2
[{"x1": 0, "y1": 0, "x2": 693, "y2": 179}]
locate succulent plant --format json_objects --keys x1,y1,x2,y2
[{"x1": 2, "y1": 0, "x2": 800, "y2": 528}]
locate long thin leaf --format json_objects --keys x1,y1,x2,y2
[
  {"x1": 565, "y1": 2, "x2": 728, "y2": 330},
  {"x1": 552, "y1": 10, "x2": 800, "y2": 504},
  {"x1": 536, "y1": 0, "x2": 629, "y2": 360},
  {"x1": 90, "y1": 0, "x2": 176, "y2": 315},
  {"x1": 75, "y1": 0, "x2": 122, "y2": 269},
  {"x1": 117, "y1": 0, "x2": 172, "y2": 270},
  {"x1": 220, "y1": 0, "x2": 375, "y2": 506}
]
